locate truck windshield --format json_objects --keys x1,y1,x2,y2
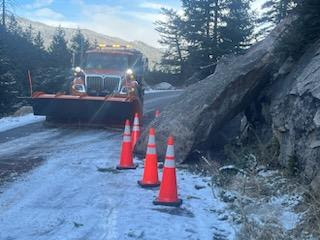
[{"x1": 85, "y1": 53, "x2": 129, "y2": 71}]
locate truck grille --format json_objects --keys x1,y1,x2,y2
[
  {"x1": 103, "y1": 76, "x2": 121, "y2": 93},
  {"x1": 87, "y1": 76, "x2": 103, "y2": 90},
  {"x1": 86, "y1": 76, "x2": 121, "y2": 96}
]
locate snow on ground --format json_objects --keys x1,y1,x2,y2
[
  {"x1": 267, "y1": 194, "x2": 302, "y2": 231},
  {"x1": 145, "y1": 89, "x2": 184, "y2": 94},
  {"x1": 0, "y1": 113, "x2": 45, "y2": 133},
  {"x1": 0, "y1": 128, "x2": 236, "y2": 240},
  {"x1": 220, "y1": 169, "x2": 303, "y2": 237}
]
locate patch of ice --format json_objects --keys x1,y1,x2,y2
[
  {"x1": 269, "y1": 195, "x2": 301, "y2": 230},
  {"x1": 257, "y1": 170, "x2": 279, "y2": 177},
  {"x1": 0, "y1": 114, "x2": 45, "y2": 133},
  {"x1": 280, "y1": 211, "x2": 300, "y2": 230}
]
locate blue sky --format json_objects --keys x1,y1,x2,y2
[{"x1": 15, "y1": 0, "x2": 266, "y2": 47}]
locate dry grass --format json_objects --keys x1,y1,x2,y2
[
  {"x1": 212, "y1": 128, "x2": 304, "y2": 239},
  {"x1": 237, "y1": 218, "x2": 288, "y2": 240},
  {"x1": 191, "y1": 127, "x2": 320, "y2": 239},
  {"x1": 300, "y1": 189, "x2": 320, "y2": 237}
]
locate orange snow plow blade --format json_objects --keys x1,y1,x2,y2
[{"x1": 32, "y1": 92, "x2": 143, "y2": 126}]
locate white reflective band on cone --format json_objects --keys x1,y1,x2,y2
[
  {"x1": 165, "y1": 145, "x2": 174, "y2": 158},
  {"x1": 147, "y1": 147, "x2": 156, "y2": 155},
  {"x1": 132, "y1": 126, "x2": 140, "y2": 131},
  {"x1": 123, "y1": 136, "x2": 131, "y2": 142},
  {"x1": 148, "y1": 135, "x2": 155, "y2": 145},
  {"x1": 124, "y1": 125, "x2": 131, "y2": 134},
  {"x1": 164, "y1": 159, "x2": 175, "y2": 168},
  {"x1": 134, "y1": 117, "x2": 139, "y2": 125}
]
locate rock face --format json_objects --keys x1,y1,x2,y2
[
  {"x1": 269, "y1": 40, "x2": 320, "y2": 190},
  {"x1": 135, "y1": 19, "x2": 292, "y2": 163}
]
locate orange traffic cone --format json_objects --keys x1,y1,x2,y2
[
  {"x1": 153, "y1": 136, "x2": 182, "y2": 207},
  {"x1": 138, "y1": 128, "x2": 160, "y2": 188},
  {"x1": 155, "y1": 110, "x2": 160, "y2": 118},
  {"x1": 117, "y1": 120, "x2": 138, "y2": 170},
  {"x1": 131, "y1": 113, "x2": 140, "y2": 150}
]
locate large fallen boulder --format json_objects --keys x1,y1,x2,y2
[
  {"x1": 153, "y1": 82, "x2": 175, "y2": 90},
  {"x1": 184, "y1": 63, "x2": 216, "y2": 86},
  {"x1": 135, "y1": 18, "x2": 293, "y2": 163}
]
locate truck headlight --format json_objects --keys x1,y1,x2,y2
[
  {"x1": 75, "y1": 67, "x2": 82, "y2": 73},
  {"x1": 126, "y1": 69, "x2": 133, "y2": 75}
]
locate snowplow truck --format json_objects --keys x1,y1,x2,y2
[{"x1": 32, "y1": 44, "x2": 147, "y2": 126}]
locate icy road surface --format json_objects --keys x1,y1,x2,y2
[{"x1": 0, "y1": 91, "x2": 235, "y2": 240}]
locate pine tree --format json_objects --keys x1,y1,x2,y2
[
  {"x1": 155, "y1": 8, "x2": 186, "y2": 76},
  {"x1": 220, "y1": 0, "x2": 254, "y2": 54},
  {"x1": 258, "y1": 0, "x2": 295, "y2": 35},
  {"x1": 295, "y1": 0, "x2": 320, "y2": 42},
  {"x1": 1, "y1": 0, "x2": 18, "y2": 30},
  {"x1": 276, "y1": 0, "x2": 320, "y2": 59},
  {"x1": 23, "y1": 24, "x2": 33, "y2": 43},
  {"x1": 155, "y1": 0, "x2": 255, "y2": 83},
  {"x1": 32, "y1": 67, "x2": 72, "y2": 94},
  {"x1": 49, "y1": 26, "x2": 71, "y2": 68},
  {"x1": 93, "y1": 39, "x2": 99, "y2": 48},
  {"x1": 0, "y1": 57, "x2": 16, "y2": 114},
  {"x1": 0, "y1": 29, "x2": 16, "y2": 114},
  {"x1": 70, "y1": 28, "x2": 90, "y2": 67},
  {"x1": 1, "y1": 0, "x2": 7, "y2": 28},
  {"x1": 0, "y1": 13, "x2": 60, "y2": 114},
  {"x1": 181, "y1": 0, "x2": 254, "y2": 68},
  {"x1": 34, "y1": 31, "x2": 45, "y2": 50},
  {"x1": 6, "y1": 14, "x2": 21, "y2": 34},
  {"x1": 182, "y1": 0, "x2": 224, "y2": 67}
]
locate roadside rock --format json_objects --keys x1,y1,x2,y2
[
  {"x1": 311, "y1": 173, "x2": 320, "y2": 193},
  {"x1": 135, "y1": 18, "x2": 293, "y2": 163},
  {"x1": 270, "y1": 40, "x2": 320, "y2": 185},
  {"x1": 153, "y1": 82, "x2": 175, "y2": 90}
]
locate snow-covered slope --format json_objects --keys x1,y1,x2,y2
[{"x1": 0, "y1": 114, "x2": 45, "y2": 133}]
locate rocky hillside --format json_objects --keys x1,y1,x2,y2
[
  {"x1": 135, "y1": 15, "x2": 320, "y2": 193},
  {"x1": 17, "y1": 18, "x2": 162, "y2": 67}
]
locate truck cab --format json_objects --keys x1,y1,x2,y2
[
  {"x1": 32, "y1": 44, "x2": 147, "y2": 125},
  {"x1": 71, "y1": 44, "x2": 148, "y2": 100}
]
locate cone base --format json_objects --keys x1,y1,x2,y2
[
  {"x1": 153, "y1": 198, "x2": 183, "y2": 207},
  {"x1": 137, "y1": 180, "x2": 161, "y2": 188},
  {"x1": 116, "y1": 163, "x2": 138, "y2": 170}
]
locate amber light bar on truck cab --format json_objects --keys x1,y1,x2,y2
[{"x1": 98, "y1": 44, "x2": 132, "y2": 49}]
